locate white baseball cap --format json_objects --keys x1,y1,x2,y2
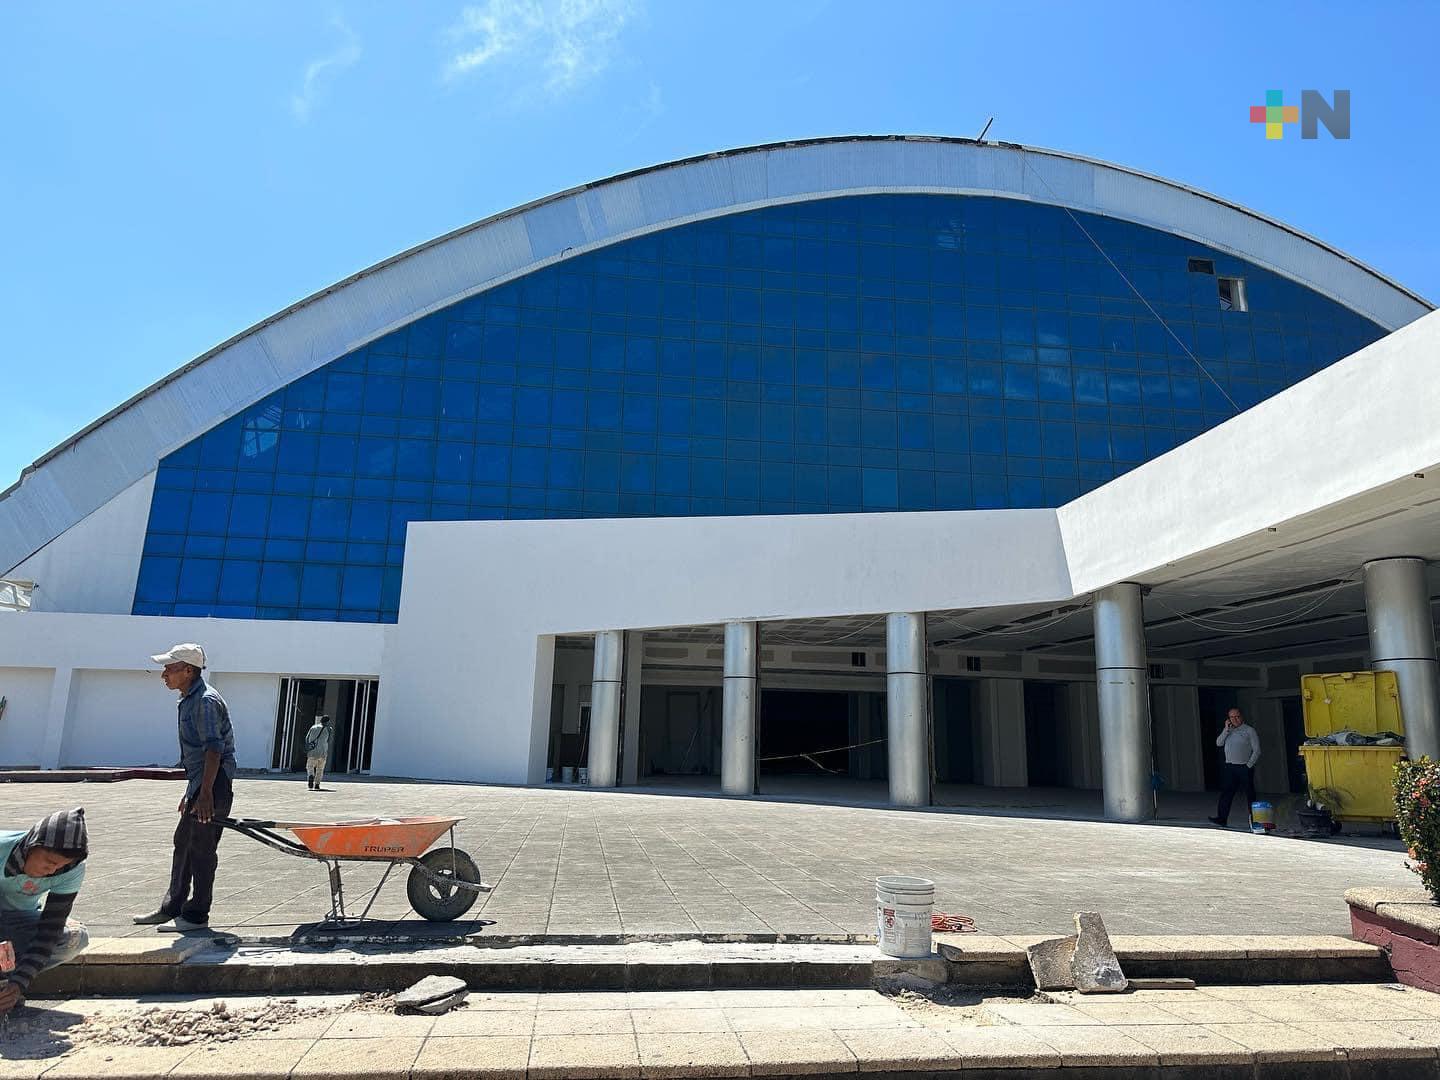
[{"x1": 150, "y1": 643, "x2": 206, "y2": 668}]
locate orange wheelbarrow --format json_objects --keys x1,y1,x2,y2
[{"x1": 218, "y1": 816, "x2": 491, "y2": 925}]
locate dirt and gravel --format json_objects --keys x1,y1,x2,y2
[{"x1": 0, "y1": 992, "x2": 394, "y2": 1057}]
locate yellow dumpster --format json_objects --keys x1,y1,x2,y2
[{"x1": 1298, "y1": 671, "x2": 1405, "y2": 826}]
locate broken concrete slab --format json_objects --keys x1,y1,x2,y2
[
  {"x1": 1072, "y1": 912, "x2": 1128, "y2": 994},
  {"x1": 395, "y1": 975, "x2": 468, "y2": 1014},
  {"x1": 411, "y1": 989, "x2": 468, "y2": 1015},
  {"x1": 1026, "y1": 936, "x2": 1077, "y2": 991}
]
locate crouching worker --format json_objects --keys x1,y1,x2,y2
[{"x1": 0, "y1": 807, "x2": 89, "y2": 1014}]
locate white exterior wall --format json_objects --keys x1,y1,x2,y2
[
  {"x1": 0, "y1": 613, "x2": 386, "y2": 770},
  {"x1": 376, "y1": 508, "x2": 1071, "y2": 785},
  {"x1": 0, "y1": 668, "x2": 57, "y2": 766}
]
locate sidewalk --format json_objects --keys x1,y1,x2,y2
[{"x1": 7, "y1": 983, "x2": 1440, "y2": 1078}]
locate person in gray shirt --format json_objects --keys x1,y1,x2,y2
[
  {"x1": 1209, "y1": 707, "x2": 1261, "y2": 827},
  {"x1": 304, "y1": 715, "x2": 333, "y2": 791}
]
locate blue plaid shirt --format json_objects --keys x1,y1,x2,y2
[{"x1": 178, "y1": 677, "x2": 237, "y2": 798}]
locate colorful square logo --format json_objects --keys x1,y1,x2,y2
[{"x1": 1250, "y1": 91, "x2": 1300, "y2": 140}]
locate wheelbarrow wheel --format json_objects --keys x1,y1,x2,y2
[{"x1": 407, "y1": 847, "x2": 481, "y2": 921}]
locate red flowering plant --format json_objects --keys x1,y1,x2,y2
[{"x1": 1395, "y1": 758, "x2": 1440, "y2": 899}]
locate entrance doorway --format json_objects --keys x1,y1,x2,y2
[
  {"x1": 272, "y1": 677, "x2": 379, "y2": 775},
  {"x1": 759, "y1": 689, "x2": 853, "y2": 777}
]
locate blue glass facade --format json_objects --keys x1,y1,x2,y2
[{"x1": 132, "y1": 194, "x2": 1385, "y2": 623}]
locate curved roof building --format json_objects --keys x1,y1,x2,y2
[{"x1": 3, "y1": 137, "x2": 1437, "y2": 816}]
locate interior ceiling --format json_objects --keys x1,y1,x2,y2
[{"x1": 560, "y1": 472, "x2": 1440, "y2": 668}]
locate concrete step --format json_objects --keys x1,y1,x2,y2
[{"x1": 32, "y1": 933, "x2": 1392, "y2": 998}]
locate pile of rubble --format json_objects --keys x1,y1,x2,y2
[{"x1": 74, "y1": 999, "x2": 332, "y2": 1047}]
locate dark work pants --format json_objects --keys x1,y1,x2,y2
[
  {"x1": 1215, "y1": 763, "x2": 1255, "y2": 824},
  {"x1": 162, "y1": 771, "x2": 234, "y2": 922}
]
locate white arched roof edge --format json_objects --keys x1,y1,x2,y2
[{"x1": 2, "y1": 135, "x2": 1430, "y2": 574}]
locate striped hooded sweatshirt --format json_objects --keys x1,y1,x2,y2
[{"x1": 0, "y1": 807, "x2": 88, "y2": 990}]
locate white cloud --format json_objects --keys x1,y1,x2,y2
[
  {"x1": 291, "y1": 16, "x2": 362, "y2": 123},
  {"x1": 444, "y1": 0, "x2": 638, "y2": 94}
]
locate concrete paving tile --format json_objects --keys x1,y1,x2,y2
[
  {"x1": 323, "y1": 1011, "x2": 436, "y2": 1037},
  {"x1": 454, "y1": 992, "x2": 539, "y2": 1011},
  {"x1": 1068, "y1": 1000, "x2": 1195, "y2": 1024},
  {"x1": 635, "y1": 1032, "x2": 748, "y2": 1078},
  {"x1": 1204, "y1": 1022, "x2": 1353, "y2": 1062},
  {"x1": 41, "y1": 1045, "x2": 195, "y2": 1078},
  {"x1": 533, "y1": 1008, "x2": 634, "y2": 1035},
  {"x1": 169, "y1": 1038, "x2": 316, "y2": 1079},
  {"x1": 411, "y1": 1035, "x2": 530, "y2": 1079},
  {"x1": 291, "y1": 1035, "x2": 424, "y2": 1077},
  {"x1": 722, "y1": 1006, "x2": 867, "y2": 1031},
  {"x1": 1107, "y1": 1023, "x2": 1254, "y2": 1065},
  {"x1": 1289, "y1": 1021, "x2": 1440, "y2": 1059},
  {"x1": 1246, "y1": 997, "x2": 1358, "y2": 1023},
  {"x1": 1024, "y1": 1025, "x2": 1160, "y2": 1066},
  {"x1": 1389, "y1": 1020, "x2": 1440, "y2": 1048},
  {"x1": 735, "y1": 1029, "x2": 858, "y2": 1075},
  {"x1": 528, "y1": 1033, "x2": 640, "y2": 1079},
  {"x1": 833, "y1": 1026, "x2": 957, "y2": 1071},
  {"x1": 934, "y1": 1026, "x2": 1060, "y2": 1067},
  {"x1": 631, "y1": 1007, "x2": 731, "y2": 1034},
  {"x1": 983, "y1": 1001, "x2": 1096, "y2": 1026},
  {"x1": 535, "y1": 991, "x2": 632, "y2": 1011},
  {"x1": 1152, "y1": 998, "x2": 1264, "y2": 1024},
  {"x1": 429, "y1": 1008, "x2": 536, "y2": 1037},
  {"x1": 626, "y1": 992, "x2": 718, "y2": 1009}
]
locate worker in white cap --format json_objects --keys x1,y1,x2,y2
[{"x1": 132, "y1": 644, "x2": 237, "y2": 931}]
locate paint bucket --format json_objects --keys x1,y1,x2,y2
[
  {"x1": 1250, "y1": 801, "x2": 1275, "y2": 834},
  {"x1": 875, "y1": 875, "x2": 934, "y2": 958},
  {"x1": 562, "y1": 766, "x2": 576, "y2": 783},
  {"x1": 578, "y1": 767, "x2": 589, "y2": 785}
]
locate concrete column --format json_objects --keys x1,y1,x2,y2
[
  {"x1": 974, "y1": 679, "x2": 1027, "y2": 786},
  {"x1": 721, "y1": 621, "x2": 758, "y2": 796},
  {"x1": 39, "y1": 666, "x2": 77, "y2": 770},
  {"x1": 619, "y1": 631, "x2": 645, "y2": 786},
  {"x1": 1094, "y1": 582, "x2": 1155, "y2": 822},
  {"x1": 1150, "y1": 685, "x2": 1204, "y2": 793},
  {"x1": 1365, "y1": 558, "x2": 1440, "y2": 760},
  {"x1": 587, "y1": 630, "x2": 624, "y2": 787},
  {"x1": 886, "y1": 613, "x2": 930, "y2": 806}
]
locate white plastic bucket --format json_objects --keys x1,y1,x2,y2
[{"x1": 876, "y1": 875, "x2": 934, "y2": 958}]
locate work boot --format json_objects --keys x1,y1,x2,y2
[{"x1": 131, "y1": 910, "x2": 174, "y2": 925}]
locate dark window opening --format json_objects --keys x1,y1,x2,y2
[
  {"x1": 850, "y1": 651, "x2": 867, "y2": 668},
  {"x1": 1187, "y1": 257, "x2": 1215, "y2": 275},
  {"x1": 965, "y1": 655, "x2": 983, "y2": 672}
]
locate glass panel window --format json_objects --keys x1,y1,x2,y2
[{"x1": 135, "y1": 193, "x2": 1385, "y2": 621}]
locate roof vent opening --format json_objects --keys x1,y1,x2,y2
[
  {"x1": 1218, "y1": 276, "x2": 1248, "y2": 312},
  {"x1": 1187, "y1": 257, "x2": 1216, "y2": 275}
]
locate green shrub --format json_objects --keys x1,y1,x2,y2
[{"x1": 1395, "y1": 758, "x2": 1440, "y2": 898}]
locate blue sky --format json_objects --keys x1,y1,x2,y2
[{"x1": 2, "y1": 0, "x2": 1435, "y2": 486}]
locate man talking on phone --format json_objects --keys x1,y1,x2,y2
[{"x1": 1209, "y1": 707, "x2": 1261, "y2": 827}]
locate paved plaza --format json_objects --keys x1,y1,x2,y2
[{"x1": 0, "y1": 776, "x2": 1414, "y2": 941}]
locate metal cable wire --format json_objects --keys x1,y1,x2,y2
[
  {"x1": 1017, "y1": 148, "x2": 1242, "y2": 415},
  {"x1": 928, "y1": 598, "x2": 1094, "y2": 639},
  {"x1": 1146, "y1": 573, "x2": 1362, "y2": 634}
]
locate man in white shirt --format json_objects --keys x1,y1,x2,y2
[{"x1": 1209, "y1": 707, "x2": 1262, "y2": 827}]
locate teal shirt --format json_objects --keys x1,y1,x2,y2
[{"x1": 0, "y1": 831, "x2": 85, "y2": 913}]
